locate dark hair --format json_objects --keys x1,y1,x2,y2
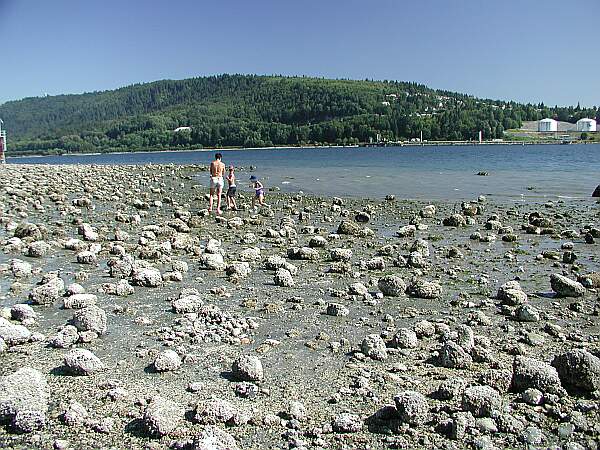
[{"x1": 215, "y1": 153, "x2": 222, "y2": 160}]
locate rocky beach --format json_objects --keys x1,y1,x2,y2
[{"x1": 0, "y1": 163, "x2": 599, "y2": 450}]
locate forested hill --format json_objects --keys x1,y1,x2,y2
[{"x1": 1, "y1": 74, "x2": 598, "y2": 155}]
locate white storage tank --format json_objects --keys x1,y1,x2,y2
[
  {"x1": 538, "y1": 118, "x2": 558, "y2": 132},
  {"x1": 576, "y1": 118, "x2": 597, "y2": 132}
]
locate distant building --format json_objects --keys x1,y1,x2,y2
[
  {"x1": 538, "y1": 118, "x2": 557, "y2": 132},
  {"x1": 576, "y1": 118, "x2": 597, "y2": 132},
  {"x1": 174, "y1": 126, "x2": 192, "y2": 132}
]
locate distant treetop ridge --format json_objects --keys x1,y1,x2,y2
[{"x1": 0, "y1": 74, "x2": 597, "y2": 155}]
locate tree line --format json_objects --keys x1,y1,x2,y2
[{"x1": 1, "y1": 75, "x2": 598, "y2": 155}]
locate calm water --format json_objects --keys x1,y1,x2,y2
[{"x1": 7, "y1": 144, "x2": 600, "y2": 201}]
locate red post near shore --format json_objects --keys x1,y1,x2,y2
[{"x1": 0, "y1": 118, "x2": 6, "y2": 163}]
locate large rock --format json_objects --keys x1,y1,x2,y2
[
  {"x1": 29, "y1": 274, "x2": 65, "y2": 305},
  {"x1": 443, "y1": 214, "x2": 467, "y2": 227},
  {"x1": 153, "y1": 350, "x2": 182, "y2": 372},
  {"x1": 10, "y1": 304, "x2": 36, "y2": 322},
  {"x1": 550, "y1": 273, "x2": 585, "y2": 298},
  {"x1": 420, "y1": 205, "x2": 436, "y2": 218},
  {"x1": 10, "y1": 259, "x2": 32, "y2": 278},
  {"x1": 551, "y1": 349, "x2": 600, "y2": 392},
  {"x1": 361, "y1": 334, "x2": 388, "y2": 361},
  {"x1": 226, "y1": 261, "x2": 251, "y2": 280},
  {"x1": 512, "y1": 356, "x2": 563, "y2": 394},
  {"x1": 456, "y1": 325, "x2": 475, "y2": 353},
  {"x1": 410, "y1": 239, "x2": 431, "y2": 257},
  {"x1": 107, "y1": 255, "x2": 135, "y2": 278},
  {"x1": 515, "y1": 304, "x2": 540, "y2": 322},
  {"x1": 497, "y1": 280, "x2": 527, "y2": 305},
  {"x1": 72, "y1": 306, "x2": 107, "y2": 335},
  {"x1": 238, "y1": 247, "x2": 261, "y2": 262},
  {"x1": 143, "y1": 395, "x2": 185, "y2": 436},
  {"x1": 330, "y1": 248, "x2": 353, "y2": 262},
  {"x1": 579, "y1": 272, "x2": 600, "y2": 289},
  {"x1": 264, "y1": 255, "x2": 287, "y2": 269},
  {"x1": 0, "y1": 317, "x2": 31, "y2": 346},
  {"x1": 273, "y1": 268, "x2": 294, "y2": 287},
  {"x1": 61, "y1": 400, "x2": 88, "y2": 426},
  {"x1": 378, "y1": 275, "x2": 407, "y2": 296},
  {"x1": 337, "y1": 220, "x2": 360, "y2": 235},
  {"x1": 461, "y1": 386, "x2": 501, "y2": 417},
  {"x1": 438, "y1": 341, "x2": 472, "y2": 369},
  {"x1": 0, "y1": 368, "x2": 49, "y2": 422},
  {"x1": 394, "y1": 391, "x2": 429, "y2": 425},
  {"x1": 12, "y1": 409, "x2": 46, "y2": 433},
  {"x1": 407, "y1": 280, "x2": 442, "y2": 299},
  {"x1": 199, "y1": 252, "x2": 225, "y2": 270},
  {"x1": 396, "y1": 225, "x2": 416, "y2": 238},
  {"x1": 76, "y1": 250, "x2": 97, "y2": 265},
  {"x1": 132, "y1": 267, "x2": 163, "y2": 287},
  {"x1": 592, "y1": 184, "x2": 600, "y2": 197},
  {"x1": 326, "y1": 303, "x2": 349, "y2": 317},
  {"x1": 390, "y1": 328, "x2": 418, "y2": 349},
  {"x1": 14, "y1": 223, "x2": 44, "y2": 240},
  {"x1": 407, "y1": 251, "x2": 429, "y2": 268},
  {"x1": 63, "y1": 293, "x2": 98, "y2": 309},
  {"x1": 49, "y1": 325, "x2": 79, "y2": 348},
  {"x1": 309, "y1": 235, "x2": 327, "y2": 248},
  {"x1": 194, "y1": 399, "x2": 236, "y2": 425},
  {"x1": 192, "y1": 425, "x2": 239, "y2": 450},
  {"x1": 287, "y1": 246, "x2": 319, "y2": 260},
  {"x1": 348, "y1": 282, "x2": 369, "y2": 296},
  {"x1": 232, "y1": 355, "x2": 264, "y2": 382},
  {"x1": 64, "y1": 348, "x2": 106, "y2": 375},
  {"x1": 172, "y1": 294, "x2": 204, "y2": 313},
  {"x1": 332, "y1": 413, "x2": 363, "y2": 433}
]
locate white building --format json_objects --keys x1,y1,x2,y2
[
  {"x1": 538, "y1": 118, "x2": 558, "y2": 132},
  {"x1": 174, "y1": 126, "x2": 192, "y2": 132},
  {"x1": 576, "y1": 118, "x2": 597, "y2": 132}
]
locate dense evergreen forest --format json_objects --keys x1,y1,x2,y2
[{"x1": 1, "y1": 75, "x2": 598, "y2": 155}]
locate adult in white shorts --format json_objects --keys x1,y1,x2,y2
[{"x1": 208, "y1": 153, "x2": 225, "y2": 215}]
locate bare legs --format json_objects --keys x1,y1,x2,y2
[
  {"x1": 216, "y1": 186, "x2": 222, "y2": 215},
  {"x1": 227, "y1": 195, "x2": 237, "y2": 210},
  {"x1": 252, "y1": 193, "x2": 265, "y2": 209},
  {"x1": 208, "y1": 187, "x2": 215, "y2": 213},
  {"x1": 208, "y1": 187, "x2": 223, "y2": 215}
]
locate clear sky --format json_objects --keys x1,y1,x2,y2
[{"x1": 1, "y1": 0, "x2": 598, "y2": 107}]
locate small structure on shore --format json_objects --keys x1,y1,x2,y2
[
  {"x1": 576, "y1": 118, "x2": 597, "y2": 132},
  {"x1": 0, "y1": 118, "x2": 6, "y2": 164},
  {"x1": 538, "y1": 118, "x2": 558, "y2": 132}
]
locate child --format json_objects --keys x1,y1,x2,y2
[
  {"x1": 226, "y1": 165, "x2": 237, "y2": 210},
  {"x1": 250, "y1": 175, "x2": 265, "y2": 209}
]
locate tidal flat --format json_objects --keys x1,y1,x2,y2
[{"x1": 0, "y1": 164, "x2": 599, "y2": 449}]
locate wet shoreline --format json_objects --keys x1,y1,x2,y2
[{"x1": 0, "y1": 163, "x2": 599, "y2": 449}]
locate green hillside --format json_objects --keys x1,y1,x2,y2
[{"x1": 0, "y1": 74, "x2": 598, "y2": 155}]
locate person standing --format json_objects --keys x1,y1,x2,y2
[
  {"x1": 208, "y1": 153, "x2": 225, "y2": 215},
  {"x1": 226, "y1": 165, "x2": 237, "y2": 210}
]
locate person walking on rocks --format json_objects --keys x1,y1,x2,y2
[
  {"x1": 208, "y1": 153, "x2": 225, "y2": 215},
  {"x1": 226, "y1": 165, "x2": 237, "y2": 210},
  {"x1": 250, "y1": 175, "x2": 266, "y2": 209}
]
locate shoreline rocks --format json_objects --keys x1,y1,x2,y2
[{"x1": 0, "y1": 164, "x2": 598, "y2": 449}]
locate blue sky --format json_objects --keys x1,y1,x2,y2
[{"x1": 1, "y1": 0, "x2": 598, "y2": 106}]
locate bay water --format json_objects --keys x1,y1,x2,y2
[{"x1": 8, "y1": 144, "x2": 600, "y2": 201}]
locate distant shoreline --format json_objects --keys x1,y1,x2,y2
[{"x1": 6, "y1": 140, "x2": 599, "y2": 160}]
